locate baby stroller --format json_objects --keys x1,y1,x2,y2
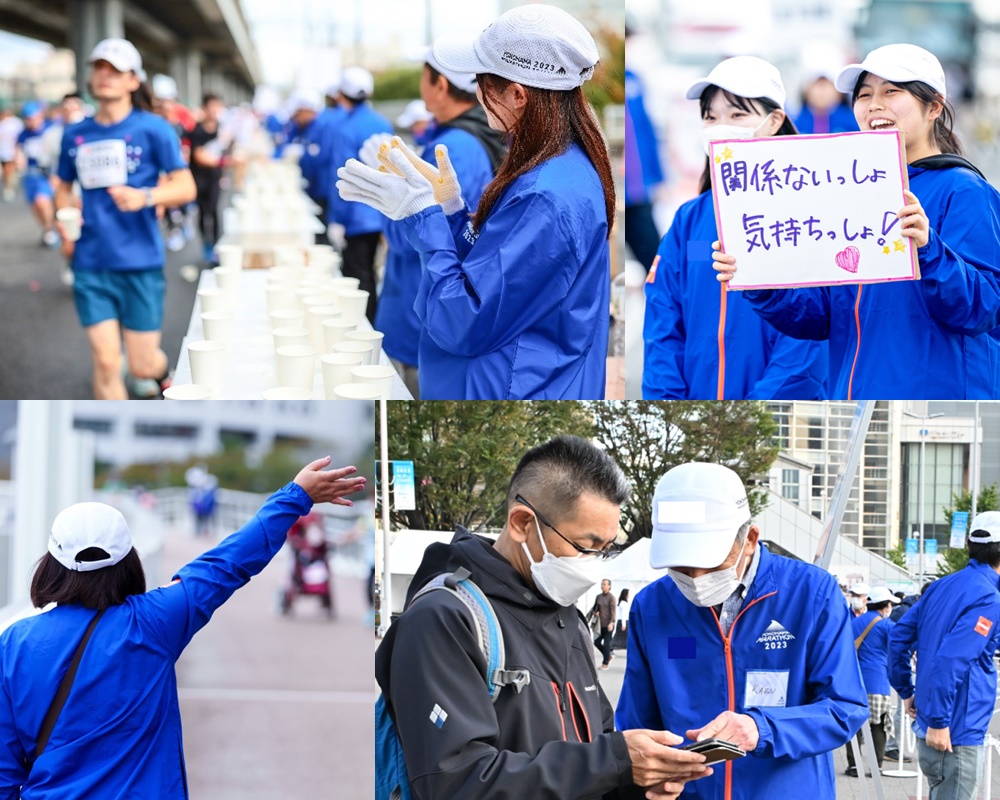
[{"x1": 280, "y1": 513, "x2": 335, "y2": 618}]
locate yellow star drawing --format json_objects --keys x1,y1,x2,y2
[
  {"x1": 893, "y1": 239, "x2": 906, "y2": 252},
  {"x1": 883, "y1": 245, "x2": 890, "y2": 255},
  {"x1": 715, "y1": 155, "x2": 722, "y2": 164},
  {"x1": 721, "y1": 146, "x2": 734, "y2": 160}
]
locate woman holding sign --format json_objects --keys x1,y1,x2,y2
[
  {"x1": 54, "y1": 38, "x2": 196, "y2": 400},
  {"x1": 642, "y1": 56, "x2": 828, "y2": 399},
  {"x1": 714, "y1": 44, "x2": 1000, "y2": 399}
]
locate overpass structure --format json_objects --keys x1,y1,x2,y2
[{"x1": 0, "y1": 0, "x2": 261, "y2": 104}]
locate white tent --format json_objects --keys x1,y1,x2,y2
[{"x1": 576, "y1": 538, "x2": 670, "y2": 620}]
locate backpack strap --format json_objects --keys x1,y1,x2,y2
[
  {"x1": 409, "y1": 568, "x2": 530, "y2": 701},
  {"x1": 27, "y1": 608, "x2": 106, "y2": 771},
  {"x1": 854, "y1": 615, "x2": 881, "y2": 650}
]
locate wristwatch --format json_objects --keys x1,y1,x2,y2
[{"x1": 143, "y1": 188, "x2": 155, "y2": 208}]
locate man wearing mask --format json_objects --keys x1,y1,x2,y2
[
  {"x1": 848, "y1": 583, "x2": 870, "y2": 618},
  {"x1": 617, "y1": 463, "x2": 868, "y2": 800},
  {"x1": 375, "y1": 436, "x2": 713, "y2": 799}
]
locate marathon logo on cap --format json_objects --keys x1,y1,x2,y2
[
  {"x1": 501, "y1": 51, "x2": 560, "y2": 75},
  {"x1": 975, "y1": 616, "x2": 993, "y2": 637},
  {"x1": 657, "y1": 501, "x2": 706, "y2": 524}
]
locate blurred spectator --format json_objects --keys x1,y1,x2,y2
[{"x1": 793, "y1": 72, "x2": 858, "y2": 134}]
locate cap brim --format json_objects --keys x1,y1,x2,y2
[
  {"x1": 649, "y1": 528, "x2": 738, "y2": 569},
  {"x1": 685, "y1": 79, "x2": 713, "y2": 101},
  {"x1": 432, "y1": 34, "x2": 488, "y2": 77},
  {"x1": 89, "y1": 55, "x2": 134, "y2": 74},
  {"x1": 835, "y1": 65, "x2": 863, "y2": 93}
]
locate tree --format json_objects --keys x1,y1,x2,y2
[
  {"x1": 885, "y1": 539, "x2": 907, "y2": 570},
  {"x1": 589, "y1": 401, "x2": 779, "y2": 542},
  {"x1": 378, "y1": 401, "x2": 594, "y2": 532},
  {"x1": 938, "y1": 482, "x2": 1000, "y2": 576}
]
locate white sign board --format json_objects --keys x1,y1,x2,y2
[{"x1": 711, "y1": 130, "x2": 920, "y2": 290}]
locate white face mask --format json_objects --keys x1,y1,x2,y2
[
  {"x1": 851, "y1": 597, "x2": 867, "y2": 611},
  {"x1": 701, "y1": 114, "x2": 773, "y2": 156},
  {"x1": 668, "y1": 539, "x2": 751, "y2": 607},
  {"x1": 522, "y1": 517, "x2": 604, "y2": 607}
]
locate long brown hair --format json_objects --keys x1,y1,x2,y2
[{"x1": 473, "y1": 74, "x2": 615, "y2": 237}]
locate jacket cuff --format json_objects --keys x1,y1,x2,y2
[
  {"x1": 281, "y1": 481, "x2": 314, "y2": 511},
  {"x1": 917, "y1": 229, "x2": 942, "y2": 273},
  {"x1": 745, "y1": 709, "x2": 773, "y2": 757},
  {"x1": 609, "y1": 731, "x2": 634, "y2": 785}
]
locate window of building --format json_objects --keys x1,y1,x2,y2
[
  {"x1": 74, "y1": 418, "x2": 113, "y2": 434},
  {"x1": 781, "y1": 468, "x2": 800, "y2": 502},
  {"x1": 134, "y1": 423, "x2": 199, "y2": 439}
]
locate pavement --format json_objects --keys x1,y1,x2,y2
[
  {"x1": 158, "y1": 522, "x2": 375, "y2": 800},
  {"x1": 595, "y1": 647, "x2": 1000, "y2": 800}
]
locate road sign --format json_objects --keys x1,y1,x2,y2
[
  {"x1": 950, "y1": 511, "x2": 969, "y2": 548},
  {"x1": 392, "y1": 460, "x2": 416, "y2": 511}
]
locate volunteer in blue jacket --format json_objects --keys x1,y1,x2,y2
[
  {"x1": 300, "y1": 86, "x2": 347, "y2": 246},
  {"x1": 793, "y1": 70, "x2": 858, "y2": 135},
  {"x1": 888, "y1": 512, "x2": 1000, "y2": 800},
  {"x1": 16, "y1": 101, "x2": 58, "y2": 248},
  {"x1": 844, "y1": 585, "x2": 900, "y2": 776},
  {"x1": 337, "y1": 4, "x2": 614, "y2": 400},
  {"x1": 643, "y1": 56, "x2": 829, "y2": 400},
  {"x1": 373, "y1": 44, "x2": 502, "y2": 399},
  {"x1": 326, "y1": 67, "x2": 393, "y2": 324},
  {"x1": 713, "y1": 44, "x2": 1000, "y2": 399},
  {"x1": 0, "y1": 457, "x2": 364, "y2": 798},
  {"x1": 54, "y1": 38, "x2": 196, "y2": 400},
  {"x1": 617, "y1": 462, "x2": 868, "y2": 800}
]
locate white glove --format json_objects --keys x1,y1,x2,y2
[
  {"x1": 327, "y1": 223, "x2": 347, "y2": 251},
  {"x1": 359, "y1": 133, "x2": 393, "y2": 170},
  {"x1": 378, "y1": 136, "x2": 466, "y2": 216},
  {"x1": 336, "y1": 149, "x2": 436, "y2": 221}
]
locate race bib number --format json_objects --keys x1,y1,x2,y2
[
  {"x1": 745, "y1": 670, "x2": 788, "y2": 708},
  {"x1": 22, "y1": 136, "x2": 44, "y2": 162},
  {"x1": 76, "y1": 139, "x2": 128, "y2": 189}
]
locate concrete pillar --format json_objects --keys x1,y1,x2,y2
[
  {"x1": 170, "y1": 49, "x2": 202, "y2": 108},
  {"x1": 69, "y1": 0, "x2": 126, "y2": 96}
]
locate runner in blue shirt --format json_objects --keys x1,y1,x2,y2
[
  {"x1": 0, "y1": 457, "x2": 364, "y2": 800},
  {"x1": 54, "y1": 38, "x2": 196, "y2": 400},
  {"x1": 15, "y1": 101, "x2": 57, "y2": 248}
]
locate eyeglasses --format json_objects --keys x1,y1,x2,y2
[{"x1": 515, "y1": 494, "x2": 622, "y2": 561}]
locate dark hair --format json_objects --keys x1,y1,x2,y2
[
  {"x1": 697, "y1": 86, "x2": 798, "y2": 194},
  {"x1": 425, "y1": 64, "x2": 477, "y2": 105},
  {"x1": 30, "y1": 548, "x2": 146, "y2": 610},
  {"x1": 202, "y1": 93, "x2": 222, "y2": 108},
  {"x1": 131, "y1": 80, "x2": 154, "y2": 113},
  {"x1": 867, "y1": 600, "x2": 892, "y2": 612},
  {"x1": 473, "y1": 74, "x2": 615, "y2": 237},
  {"x1": 850, "y1": 71, "x2": 961, "y2": 156},
  {"x1": 618, "y1": 588, "x2": 630, "y2": 603},
  {"x1": 62, "y1": 91, "x2": 83, "y2": 102},
  {"x1": 969, "y1": 539, "x2": 1000, "y2": 568},
  {"x1": 506, "y1": 435, "x2": 630, "y2": 522}
]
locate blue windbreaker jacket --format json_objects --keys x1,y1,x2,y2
[
  {"x1": 625, "y1": 68, "x2": 664, "y2": 207},
  {"x1": 792, "y1": 104, "x2": 859, "y2": 135},
  {"x1": 0, "y1": 483, "x2": 312, "y2": 799},
  {"x1": 398, "y1": 143, "x2": 609, "y2": 399},
  {"x1": 852, "y1": 610, "x2": 894, "y2": 696},
  {"x1": 376, "y1": 126, "x2": 494, "y2": 368},
  {"x1": 643, "y1": 191, "x2": 828, "y2": 399},
  {"x1": 300, "y1": 106, "x2": 346, "y2": 204},
  {"x1": 744, "y1": 162, "x2": 1000, "y2": 398},
  {"x1": 616, "y1": 546, "x2": 868, "y2": 800},
  {"x1": 888, "y1": 559, "x2": 1000, "y2": 745},
  {"x1": 326, "y1": 103, "x2": 393, "y2": 236}
]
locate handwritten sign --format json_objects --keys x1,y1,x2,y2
[{"x1": 711, "y1": 130, "x2": 920, "y2": 290}]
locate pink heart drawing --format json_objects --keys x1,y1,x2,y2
[{"x1": 835, "y1": 245, "x2": 860, "y2": 274}]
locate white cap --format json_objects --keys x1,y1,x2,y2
[
  {"x1": 289, "y1": 88, "x2": 322, "y2": 114},
  {"x1": 433, "y1": 4, "x2": 599, "y2": 92},
  {"x1": 649, "y1": 463, "x2": 752, "y2": 569},
  {"x1": 849, "y1": 582, "x2": 871, "y2": 596},
  {"x1": 88, "y1": 38, "x2": 142, "y2": 75},
  {"x1": 340, "y1": 66, "x2": 375, "y2": 101},
  {"x1": 969, "y1": 511, "x2": 1000, "y2": 543},
  {"x1": 685, "y1": 56, "x2": 787, "y2": 108},
  {"x1": 49, "y1": 502, "x2": 133, "y2": 572},
  {"x1": 396, "y1": 99, "x2": 434, "y2": 128},
  {"x1": 835, "y1": 44, "x2": 947, "y2": 100},
  {"x1": 423, "y1": 44, "x2": 478, "y2": 95},
  {"x1": 867, "y1": 586, "x2": 901, "y2": 605},
  {"x1": 152, "y1": 74, "x2": 178, "y2": 100}
]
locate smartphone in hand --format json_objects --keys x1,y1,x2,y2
[{"x1": 679, "y1": 738, "x2": 746, "y2": 765}]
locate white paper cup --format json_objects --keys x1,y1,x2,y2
[
  {"x1": 350, "y1": 365, "x2": 395, "y2": 399},
  {"x1": 333, "y1": 382, "x2": 381, "y2": 400},
  {"x1": 322, "y1": 318, "x2": 358, "y2": 349},
  {"x1": 274, "y1": 246, "x2": 306, "y2": 267},
  {"x1": 275, "y1": 344, "x2": 317, "y2": 391},
  {"x1": 197, "y1": 287, "x2": 230, "y2": 314},
  {"x1": 261, "y1": 387, "x2": 313, "y2": 400},
  {"x1": 56, "y1": 207, "x2": 81, "y2": 241},
  {"x1": 266, "y1": 285, "x2": 298, "y2": 314},
  {"x1": 320, "y1": 352, "x2": 364, "y2": 399},
  {"x1": 273, "y1": 326, "x2": 310, "y2": 351},
  {"x1": 269, "y1": 309, "x2": 305, "y2": 331},
  {"x1": 201, "y1": 311, "x2": 235, "y2": 342},
  {"x1": 215, "y1": 244, "x2": 243, "y2": 269},
  {"x1": 331, "y1": 340, "x2": 374, "y2": 365},
  {"x1": 163, "y1": 384, "x2": 212, "y2": 400},
  {"x1": 345, "y1": 330, "x2": 384, "y2": 362},
  {"x1": 336, "y1": 289, "x2": 370, "y2": 324},
  {"x1": 213, "y1": 266, "x2": 242, "y2": 292},
  {"x1": 306, "y1": 305, "x2": 342, "y2": 349},
  {"x1": 329, "y1": 276, "x2": 361, "y2": 293},
  {"x1": 186, "y1": 340, "x2": 227, "y2": 397}
]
